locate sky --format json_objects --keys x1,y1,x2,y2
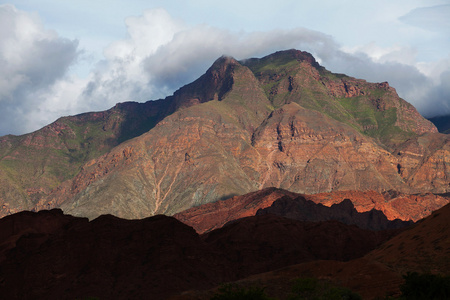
[{"x1": 1, "y1": 0, "x2": 450, "y2": 136}]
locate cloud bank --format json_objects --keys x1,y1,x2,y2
[
  {"x1": 0, "y1": 5, "x2": 449, "y2": 136},
  {"x1": 0, "y1": 4, "x2": 79, "y2": 135}
]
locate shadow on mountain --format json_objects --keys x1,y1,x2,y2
[
  {"x1": 114, "y1": 99, "x2": 173, "y2": 144},
  {"x1": 256, "y1": 195, "x2": 413, "y2": 231}
]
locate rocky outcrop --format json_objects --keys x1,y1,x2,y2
[
  {"x1": 173, "y1": 188, "x2": 298, "y2": 233},
  {"x1": 304, "y1": 190, "x2": 450, "y2": 221},
  {"x1": 175, "y1": 188, "x2": 449, "y2": 234}
]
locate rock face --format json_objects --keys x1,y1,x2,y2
[
  {"x1": 0, "y1": 49, "x2": 448, "y2": 220},
  {"x1": 0, "y1": 99, "x2": 173, "y2": 216},
  {"x1": 0, "y1": 209, "x2": 397, "y2": 300},
  {"x1": 173, "y1": 187, "x2": 299, "y2": 233},
  {"x1": 174, "y1": 187, "x2": 449, "y2": 234}
]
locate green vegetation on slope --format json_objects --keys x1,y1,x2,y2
[{"x1": 243, "y1": 50, "x2": 418, "y2": 148}]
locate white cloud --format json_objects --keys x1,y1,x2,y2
[
  {"x1": 0, "y1": 4, "x2": 79, "y2": 134},
  {"x1": 81, "y1": 13, "x2": 340, "y2": 105},
  {"x1": 1, "y1": 5, "x2": 449, "y2": 136}
]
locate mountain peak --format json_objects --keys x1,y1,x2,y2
[
  {"x1": 0, "y1": 49, "x2": 448, "y2": 222},
  {"x1": 241, "y1": 49, "x2": 321, "y2": 71},
  {"x1": 169, "y1": 55, "x2": 240, "y2": 109},
  {"x1": 212, "y1": 55, "x2": 239, "y2": 67}
]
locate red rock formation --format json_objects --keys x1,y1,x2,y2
[
  {"x1": 175, "y1": 188, "x2": 449, "y2": 234},
  {"x1": 173, "y1": 187, "x2": 298, "y2": 233}
]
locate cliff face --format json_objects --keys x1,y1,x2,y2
[{"x1": 0, "y1": 49, "x2": 448, "y2": 219}]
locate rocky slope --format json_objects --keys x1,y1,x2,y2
[
  {"x1": 173, "y1": 188, "x2": 299, "y2": 234},
  {"x1": 0, "y1": 209, "x2": 397, "y2": 300},
  {"x1": 174, "y1": 202, "x2": 450, "y2": 300},
  {"x1": 0, "y1": 49, "x2": 448, "y2": 219},
  {"x1": 0, "y1": 99, "x2": 174, "y2": 216},
  {"x1": 366, "y1": 201, "x2": 450, "y2": 275},
  {"x1": 174, "y1": 187, "x2": 449, "y2": 233}
]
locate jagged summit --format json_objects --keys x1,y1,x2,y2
[{"x1": 169, "y1": 54, "x2": 240, "y2": 110}]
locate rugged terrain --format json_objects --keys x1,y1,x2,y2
[
  {"x1": 0, "y1": 207, "x2": 404, "y2": 299},
  {"x1": 1, "y1": 201, "x2": 449, "y2": 299},
  {"x1": 174, "y1": 187, "x2": 448, "y2": 233},
  {"x1": 174, "y1": 201, "x2": 450, "y2": 300},
  {"x1": 0, "y1": 49, "x2": 449, "y2": 220}
]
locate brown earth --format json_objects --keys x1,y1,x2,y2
[{"x1": 171, "y1": 259, "x2": 404, "y2": 300}]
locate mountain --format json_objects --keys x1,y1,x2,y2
[
  {"x1": 175, "y1": 187, "x2": 445, "y2": 233},
  {"x1": 173, "y1": 188, "x2": 299, "y2": 234},
  {"x1": 0, "y1": 100, "x2": 174, "y2": 216},
  {"x1": 0, "y1": 49, "x2": 449, "y2": 220},
  {"x1": 2, "y1": 202, "x2": 449, "y2": 299},
  {"x1": 175, "y1": 202, "x2": 450, "y2": 300},
  {"x1": 366, "y1": 201, "x2": 450, "y2": 275},
  {"x1": 255, "y1": 197, "x2": 413, "y2": 230},
  {"x1": 0, "y1": 208, "x2": 399, "y2": 300}
]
